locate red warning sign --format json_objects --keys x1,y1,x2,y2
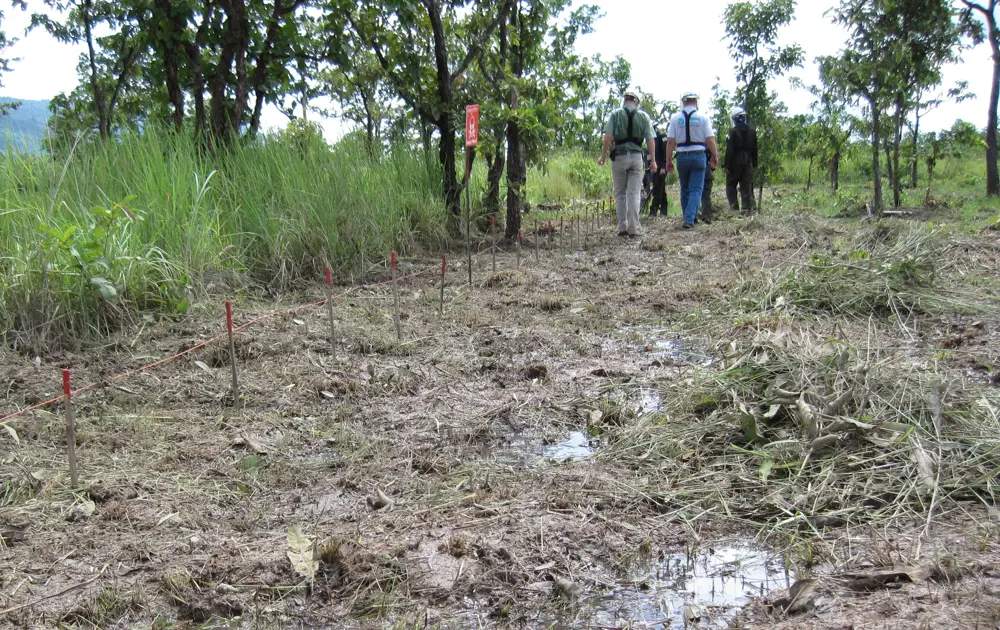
[{"x1": 465, "y1": 104, "x2": 480, "y2": 147}]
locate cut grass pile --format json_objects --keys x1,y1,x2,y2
[
  {"x1": 608, "y1": 326, "x2": 1000, "y2": 541},
  {"x1": 735, "y1": 221, "x2": 983, "y2": 319}
]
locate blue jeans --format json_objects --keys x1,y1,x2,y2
[{"x1": 677, "y1": 151, "x2": 707, "y2": 225}]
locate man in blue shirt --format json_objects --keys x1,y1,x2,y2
[{"x1": 665, "y1": 92, "x2": 720, "y2": 230}]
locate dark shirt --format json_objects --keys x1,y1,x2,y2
[{"x1": 724, "y1": 121, "x2": 758, "y2": 170}]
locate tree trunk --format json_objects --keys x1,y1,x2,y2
[
  {"x1": 423, "y1": 0, "x2": 462, "y2": 215},
  {"x1": 439, "y1": 114, "x2": 462, "y2": 216},
  {"x1": 360, "y1": 88, "x2": 377, "y2": 156},
  {"x1": 986, "y1": 9, "x2": 1000, "y2": 196},
  {"x1": 892, "y1": 94, "x2": 903, "y2": 207},
  {"x1": 831, "y1": 149, "x2": 841, "y2": 192},
  {"x1": 910, "y1": 109, "x2": 921, "y2": 189},
  {"x1": 504, "y1": 6, "x2": 524, "y2": 239},
  {"x1": 806, "y1": 156, "x2": 813, "y2": 191},
  {"x1": 185, "y1": 2, "x2": 214, "y2": 139},
  {"x1": 871, "y1": 99, "x2": 884, "y2": 213},
  {"x1": 506, "y1": 117, "x2": 523, "y2": 238},
  {"x1": 81, "y1": 0, "x2": 108, "y2": 140},
  {"x1": 484, "y1": 149, "x2": 505, "y2": 216}
]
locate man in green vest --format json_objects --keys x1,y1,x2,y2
[{"x1": 598, "y1": 90, "x2": 657, "y2": 238}]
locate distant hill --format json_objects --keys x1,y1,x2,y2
[{"x1": 0, "y1": 98, "x2": 49, "y2": 153}]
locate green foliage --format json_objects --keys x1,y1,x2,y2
[
  {"x1": 724, "y1": 0, "x2": 803, "y2": 199},
  {"x1": 0, "y1": 127, "x2": 450, "y2": 348},
  {"x1": 562, "y1": 153, "x2": 609, "y2": 198}
]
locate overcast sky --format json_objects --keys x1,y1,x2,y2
[{"x1": 0, "y1": 0, "x2": 994, "y2": 138}]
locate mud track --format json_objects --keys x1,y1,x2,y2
[{"x1": 2, "y1": 207, "x2": 1000, "y2": 629}]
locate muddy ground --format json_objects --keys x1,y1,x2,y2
[{"x1": 2, "y1": 202, "x2": 1000, "y2": 630}]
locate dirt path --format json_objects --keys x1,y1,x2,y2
[{"x1": 2, "y1": 207, "x2": 999, "y2": 629}]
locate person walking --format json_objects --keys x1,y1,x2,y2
[
  {"x1": 598, "y1": 90, "x2": 657, "y2": 238},
  {"x1": 724, "y1": 106, "x2": 758, "y2": 215},
  {"x1": 649, "y1": 122, "x2": 670, "y2": 217},
  {"x1": 699, "y1": 148, "x2": 715, "y2": 224},
  {"x1": 665, "y1": 92, "x2": 719, "y2": 230}
]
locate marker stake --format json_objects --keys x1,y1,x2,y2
[
  {"x1": 439, "y1": 255, "x2": 447, "y2": 317},
  {"x1": 391, "y1": 252, "x2": 401, "y2": 340},
  {"x1": 62, "y1": 369, "x2": 78, "y2": 488},
  {"x1": 324, "y1": 267, "x2": 336, "y2": 360},
  {"x1": 225, "y1": 300, "x2": 239, "y2": 405}
]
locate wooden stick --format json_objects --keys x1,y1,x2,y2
[
  {"x1": 490, "y1": 215, "x2": 497, "y2": 273},
  {"x1": 62, "y1": 369, "x2": 78, "y2": 488},
  {"x1": 465, "y1": 151, "x2": 472, "y2": 286},
  {"x1": 391, "y1": 251, "x2": 401, "y2": 340},
  {"x1": 547, "y1": 220, "x2": 553, "y2": 249},
  {"x1": 324, "y1": 267, "x2": 336, "y2": 360},
  {"x1": 560, "y1": 217, "x2": 564, "y2": 251},
  {"x1": 225, "y1": 300, "x2": 239, "y2": 405},
  {"x1": 439, "y1": 255, "x2": 446, "y2": 317}
]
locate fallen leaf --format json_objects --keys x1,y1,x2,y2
[
  {"x1": 367, "y1": 488, "x2": 393, "y2": 510},
  {"x1": 287, "y1": 525, "x2": 318, "y2": 583},
  {"x1": 785, "y1": 578, "x2": 817, "y2": 613},
  {"x1": 70, "y1": 500, "x2": 96, "y2": 522},
  {"x1": 683, "y1": 602, "x2": 702, "y2": 622},
  {"x1": 843, "y1": 565, "x2": 932, "y2": 591},
  {"x1": 320, "y1": 390, "x2": 336, "y2": 400},
  {"x1": 194, "y1": 360, "x2": 212, "y2": 374},
  {"x1": 2, "y1": 423, "x2": 19, "y2": 445},
  {"x1": 808, "y1": 435, "x2": 841, "y2": 453},
  {"x1": 293, "y1": 318, "x2": 305, "y2": 325},
  {"x1": 553, "y1": 576, "x2": 581, "y2": 599},
  {"x1": 911, "y1": 442, "x2": 936, "y2": 494}
]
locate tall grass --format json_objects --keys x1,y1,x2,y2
[{"x1": 0, "y1": 129, "x2": 450, "y2": 349}]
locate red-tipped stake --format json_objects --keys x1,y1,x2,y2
[
  {"x1": 324, "y1": 267, "x2": 336, "y2": 360},
  {"x1": 490, "y1": 215, "x2": 497, "y2": 273},
  {"x1": 62, "y1": 369, "x2": 78, "y2": 488},
  {"x1": 516, "y1": 230, "x2": 522, "y2": 268},
  {"x1": 225, "y1": 300, "x2": 239, "y2": 406},
  {"x1": 391, "y1": 252, "x2": 401, "y2": 341},
  {"x1": 439, "y1": 255, "x2": 447, "y2": 317}
]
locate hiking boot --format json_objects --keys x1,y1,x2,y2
[
  {"x1": 682, "y1": 222, "x2": 694, "y2": 230},
  {"x1": 618, "y1": 231, "x2": 628, "y2": 237}
]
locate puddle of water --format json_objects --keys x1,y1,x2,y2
[
  {"x1": 564, "y1": 545, "x2": 787, "y2": 629},
  {"x1": 499, "y1": 430, "x2": 596, "y2": 465},
  {"x1": 638, "y1": 388, "x2": 663, "y2": 413},
  {"x1": 543, "y1": 430, "x2": 594, "y2": 460},
  {"x1": 620, "y1": 326, "x2": 715, "y2": 365}
]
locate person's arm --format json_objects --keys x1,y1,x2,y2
[
  {"x1": 724, "y1": 130, "x2": 734, "y2": 172},
  {"x1": 706, "y1": 136, "x2": 719, "y2": 169},
  {"x1": 647, "y1": 137, "x2": 657, "y2": 172},
  {"x1": 665, "y1": 137, "x2": 677, "y2": 173},
  {"x1": 598, "y1": 132, "x2": 614, "y2": 165}
]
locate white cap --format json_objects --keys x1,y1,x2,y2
[
  {"x1": 731, "y1": 106, "x2": 747, "y2": 120},
  {"x1": 681, "y1": 91, "x2": 699, "y2": 103}
]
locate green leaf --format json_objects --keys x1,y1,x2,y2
[
  {"x1": 759, "y1": 457, "x2": 773, "y2": 482},
  {"x1": 89, "y1": 276, "x2": 119, "y2": 304}
]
